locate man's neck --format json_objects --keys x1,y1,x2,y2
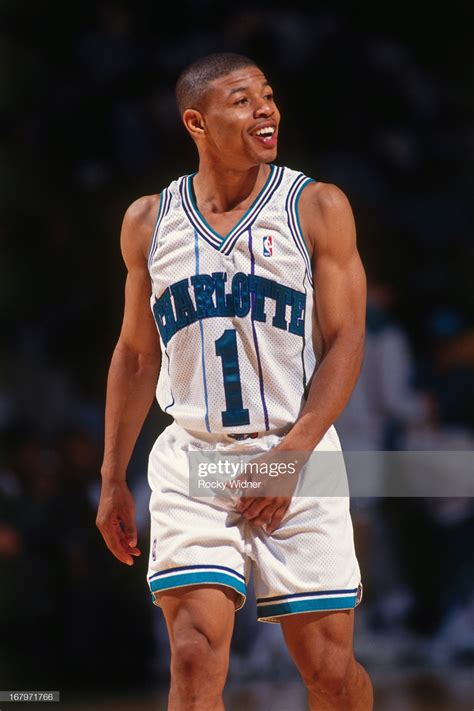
[{"x1": 192, "y1": 160, "x2": 270, "y2": 214}]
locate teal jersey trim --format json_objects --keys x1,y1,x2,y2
[
  {"x1": 194, "y1": 228, "x2": 211, "y2": 432},
  {"x1": 187, "y1": 163, "x2": 275, "y2": 244},
  {"x1": 294, "y1": 177, "x2": 315, "y2": 265},
  {"x1": 147, "y1": 190, "x2": 164, "y2": 267},
  {"x1": 188, "y1": 172, "x2": 223, "y2": 243},
  {"x1": 150, "y1": 570, "x2": 247, "y2": 597}
]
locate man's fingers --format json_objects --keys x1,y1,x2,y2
[
  {"x1": 119, "y1": 520, "x2": 140, "y2": 552},
  {"x1": 240, "y1": 499, "x2": 268, "y2": 520},
  {"x1": 118, "y1": 524, "x2": 141, "y2": 556},
  {"x1": 127, "y1": 545, "x2": 142, "y2": 556},
  {"x1": 103, "y1": 530, "x2": 134, "y2": 565},
  {"x1": 266, "y1": 505, "x2": 288, "y2": 534},
  {"x1": 252, "y1": 506, "x2": 278, "y2": 527},
  {"x1": 99, "y1": 521, "x2": 137, "y2": 565},
  {"x1": 235, "y1": 493, "x2": 255, "y2": 513}
]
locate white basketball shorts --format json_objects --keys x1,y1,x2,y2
[{"x1": 146, "y1": 421, "x2": 363, "y2": 623}]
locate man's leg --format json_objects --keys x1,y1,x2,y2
[
  {"x1": 280, "y1": 609, "x2": 373, "y2": 711},
  {"x1": 159, "y1": 584, "x2": 237, "y2": 711}
]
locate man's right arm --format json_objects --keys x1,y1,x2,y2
[{"x1": 96, "y1": 195, "x2": 161, "y2": 566}]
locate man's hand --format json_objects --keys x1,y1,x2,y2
[
  {"x1": 236, "y1": 492, "x2": 292, "y2": 535},
  {"x1": 96, "y1": 480, "x2": 141, "y2": 565},
  {"x1": 235, "y1": 447, "x2": 309, "y2": 534}
]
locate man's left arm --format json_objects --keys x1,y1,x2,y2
[
  {"x1": 236, "y1": 182, "x2": 366, "y2": 533},
  {"x1": 277, "y1": 181, "x2": 367, "y2": 453}
]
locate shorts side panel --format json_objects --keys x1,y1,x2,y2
[{"x1": 146, "y1": 422, "x2": 249, "y2": 611}]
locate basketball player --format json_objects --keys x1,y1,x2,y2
[{"x1": 97, "y1": 53, "x2": 373, "y2": 710}]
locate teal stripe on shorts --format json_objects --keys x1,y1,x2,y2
[
  {"x1": 257, "y1": 594, "x2": 357, "y2": 619},
  {"x1": 150, "y1": 570, "x2": 247, "y2": 597}
]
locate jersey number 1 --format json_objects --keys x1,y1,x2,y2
[{"x1": 215, "y1": 329, "x2": 250, "y2": 427}]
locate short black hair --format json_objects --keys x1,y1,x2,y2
[{"x1": 175, "y1": 52, "x2": 259, "y2": 116}]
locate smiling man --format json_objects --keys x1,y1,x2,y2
[{"x1": 96, "y1": 53, "x2": 373, "y2": 710}]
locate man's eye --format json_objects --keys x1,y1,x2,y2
[
  {"x1": 235, "y1": 97, "x2": 248, "y2": 105},
  {"x1": 265, "y1": 94, "x2": 274, "y2": 101}
]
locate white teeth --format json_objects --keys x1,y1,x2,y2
[{"x1": 254, "y1": 126, "x2": 275, "y2": 136}]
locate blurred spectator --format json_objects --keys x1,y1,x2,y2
[
  {"x1": 337, "y1": 277, "x2": 435, "y2": 454},
  {"x1": 419, "y1": 309, "x2": 474, "y2": 430},
  {"x1": 336, "y1": 276, "x2": 436, "y2": 647},
  {"x1": 0, "y1": 424, "x2": 65, "y2": 686}
]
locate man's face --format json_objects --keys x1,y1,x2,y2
[{"x1": 197, "y1": 67, "x2": 280, "y2": 167}]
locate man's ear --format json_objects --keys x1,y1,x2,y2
[{"x1": 183, "y1": 109, "x2": 205, "y2": 138}]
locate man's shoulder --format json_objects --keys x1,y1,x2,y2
[
  {"x1": 120, "y1": 194, "x2": 161, "y2": 264},
  {"x1": 296, "y1": 179, "x2": 355, "y2": 257},
  {"x1": 298, "y1": 181, "x2": 354, "y2": 240},
  {"x1": 125, "y1": 194, "x2": 161, "y2": 226},
  {"x1": 281, "y1": 165, "x2": 349, "y2": 208},
  {"x1": 298, "y1": 179, "x2": 350, "y2": 213},
  {"x1": 124, "y1": 173, "x2": 186, "y2": 225},
  {"x1": 120, "y1": 174, "x2": 188, "y2": 262}
]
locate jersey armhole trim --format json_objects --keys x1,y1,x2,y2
[
  {"x1": 286, "y1": 175, "x2": 316, "y2": 287},
  {"x1": 147, "y1": 190, "x2": 165, "y2": 268},
  {"x1": 295, "y1": 177, "x2": 316, "y2": 266}
]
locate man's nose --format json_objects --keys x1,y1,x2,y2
[{"x1": 255, "y1": 98, "x2": 274, "y2": 117}]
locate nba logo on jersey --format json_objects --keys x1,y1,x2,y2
[{"x1": 262, "y1": 235, "x2": 273, "y2": 256}]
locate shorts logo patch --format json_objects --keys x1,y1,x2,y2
[
  {"x1": 262, "y1": 235, "x2": 273, "y2": 256},
  {"x1": 152, "y1": 537, "x2": 157, "y2": 562}
]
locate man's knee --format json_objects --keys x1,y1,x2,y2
[
  {"x1": 171, "y1": 628, "x2": 229, "y2": 684},
  {"x1": 301, "y1": 648, "x2": 356, "y2": 698}
]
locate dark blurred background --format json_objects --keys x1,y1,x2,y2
[{"x1": 0, "y1": 1, "x2": 473, "y2": 708}]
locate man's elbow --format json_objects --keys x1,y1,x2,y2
[{"x1": 113, "y1": 338, "x2": 161, "y2": 372}]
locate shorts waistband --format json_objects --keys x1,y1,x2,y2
[{"x1": 182, "y1": 424, "x2": 292, "y2": 444}]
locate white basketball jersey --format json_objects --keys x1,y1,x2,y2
[{"x1": 148, "y1": 164, "x2": 318, "y2": 433}]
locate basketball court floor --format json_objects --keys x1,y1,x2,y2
[{"x1": 11, "y1": 666, "x2": 472, "y2": 711}]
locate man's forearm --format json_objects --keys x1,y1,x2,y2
[
  {"x1": 278, "y1": 332, "x2": 364, "y2": 452},
  {"x1": 101, "y1": 341, "x2": 161, "y2": 482}
]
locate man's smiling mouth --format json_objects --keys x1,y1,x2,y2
[{"x1": 250, "y1": 124, "x2": 277, "y2": 147}]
